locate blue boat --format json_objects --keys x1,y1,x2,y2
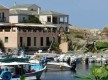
[{"x1": 0, "y1": 62, "x2": 46, "y2": 80}]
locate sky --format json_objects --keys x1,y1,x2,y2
[{"x1": 1, "y1": 0, "x2": 108, "y2": 29}]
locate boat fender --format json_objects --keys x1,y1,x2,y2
[
  {"x1": 60, "y1": 65, "x2": 63, "y2": 70},
  {"x1": 1, "y1": 71, "x2": 12, "y2": 80}
]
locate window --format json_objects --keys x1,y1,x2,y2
[
  {"x1": 40, "y1": 37, "x2": 43, "y2": 46},
  {"x1": 31, "y1": 9, "x2": 33, "y2": 11},
  {"x1": 34, "y1": 37, "x2": 36, "y2": 46},
  {"x1": 22, "y1": 28, "x2": 26, "y2": 32},
  {"x1": 53, "y1": 17, "x2": 57, "y2": 24},
  {"x1": 65, "y1": 27, "x2": 68, "y2": 31},
  {"x1": 0, "y1": 27, "x2": 3, "y2": 32},
  {"x1": 18, "y1": 27, "x2": 21, "y2": 32},
  {"x1": 20, "y1": 37, "x2": 23, "y2": 47},
  {"x1": 5, "y1": 37, "x2": 8, "y2": 43},
  {"x1": 23, "y1": 17, "x2": 25, "y2": 21},
  {"x1": 47, "y1": 16, "x2": 51, "y2": 22},
  {"x1": 0, "y1": 12, "x2": 4, "y2": 18},
  {"x1": 27, "y1": 37, "x2": 31, "y2": 46},
  {"x1": 33, "y1": 28, "x2": 37, "y2": 32},
  {"x1": 2, "y1": 12, "x2": 4, "y2": 18},
  {"x1": 28, "y1": 27, "x2": 31, "y2": 32},
  {"x1": 4, "y1": 27, "x2": 11, "y2": 32},
  {"x1": 46, "y1": 37, "x2": 50, "y2": 46},
  {"x1": 0, "y1": 13, "x2": 1, "y2": 18}
]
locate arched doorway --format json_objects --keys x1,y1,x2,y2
[{"x1": 59, "y1": 27, "x2": 64, "y2": 34}]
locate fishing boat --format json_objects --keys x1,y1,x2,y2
[
  {"x1": 0, "y1": 50, "x2": 6, "y2": 59},
  {"x1": 46, "y1": 61, "x2": 73, "y2": 71},
  {"x1": 29, "y1": 58, "x2": 76, "y2": 71},
  {"x1": 0, "y1": 62, "x2": 46, "y2": 80}
]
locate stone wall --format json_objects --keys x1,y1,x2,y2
[{"x1": 59, "y1": 42, "x2": 68, "y2": 53}]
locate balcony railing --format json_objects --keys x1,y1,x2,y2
[{"x1": 0, "y1": 17, "x2": 6, "y2": 22}]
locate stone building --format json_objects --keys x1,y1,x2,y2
[
  {"x1": 0, "y1": 3, "x2": 70, "y2": 53},
  {"x1": 0, "y1": 23, "x2": 58, "y2": 53},
  {"x1": 0, "y1": 4, "x2": 9, "y2": 22}
]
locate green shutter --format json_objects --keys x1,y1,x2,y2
[{"x1": 5, "y1": 37, "x2": 8, "y2": 43}]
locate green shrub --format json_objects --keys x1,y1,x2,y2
[
  {"x1": 75, "y1": 34, "x2": 84, "y2": 39},
  {"x1": 21, "y1": 15, "x2": 41, "y2": 24},
  {"x1": 20, "y1": 75, "x2": 26, "y2": 80},
  {"x1": 72, "y1": 64, "x2": 108, "y2": 80},
  {"x1": 0, "y1": 39, "x2": 5, "y2": 52},
  {"x1": 96, "y1": 42, "x2": 108, "y2": 50}
]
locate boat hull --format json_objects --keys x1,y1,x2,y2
[
  {"x1": 25, "y1": 66, "x2": 46, "y2": 79},
  {"x1": 46, "y1": 64, "x2": 71, "y2": 71},
  {"x1": 1, "y1": 66, "x2": 46, "y2": 80},
  {"x1": 45, "y1": 62, "x2": 72, "y2": 71}
]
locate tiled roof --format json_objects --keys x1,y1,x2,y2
[
  {"x1": 40, "y1": 10, "x2": 68, "y2": 16},
  {"x1": 10, "y1": 4, "x2": 39, "y2": 9},
  {"x1": 10, "y1": 10, "x2": 38, "y2": 15},
  {"x1": 0, "y1": 4, "x2": 8, "y2": 9}
]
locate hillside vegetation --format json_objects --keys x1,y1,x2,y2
[{"x1": 66, "y1": 26, "x2": 108, "y2": 53}]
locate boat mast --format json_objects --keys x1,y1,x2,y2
[{"x1": 48, "y1": 39, "x2": 53, "y2": 52}]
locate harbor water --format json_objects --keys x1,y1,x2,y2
[{"x1": 39, "y1": 62, "x2": 93, "y2": 80}]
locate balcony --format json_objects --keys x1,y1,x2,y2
[{"x1": 0, "y1": 17, "x2": 6, "y2": 22}]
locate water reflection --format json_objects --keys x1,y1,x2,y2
[
  {"x1": 36, "y1": 79, "x2": 41, "y2": 80},
  {"x1": 40, "y1": 62, "x2": 92, "y2": 80},
  {"x1": 85, "y1": 63, "x2": 89, "y2": 70},
  {"x1": 71, "y1": 69, "x2": 76, "y2": 74}
]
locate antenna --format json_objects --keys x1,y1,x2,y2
[{"x1": 14, "y1": 2, "x2": 17, "y2": 6}]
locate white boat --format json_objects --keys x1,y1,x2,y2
[
  {"x1": 29, "y1": 59, "x2": 75, "y2": 71},
  {"x1": 88, "y1": 57, "x2": 96, "y2": 63},
  {"x1": 96, "y1": 57, "x2": 108, "y2": 63},
  {"x1": 46, "y1": 61, "x2": 73, "y2": 71},
  {"x1": 0, "y1": 50, "x2": 5, "y2": 59},
  {"x1": 0, "y1": 62, "x2": 46, "y2": 80},
  {"x1": 33, "y1": 51, "x2": 57, "y2": 58}
]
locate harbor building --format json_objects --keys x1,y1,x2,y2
[
  {"x1": 39, "y1": 10, "x2": 69, "y2": 32},
  {"x1": 0, "y1": 5, "x2": 9, "y2": 22},
  {"x1": 0, "y1": 4, "x2": 69, "y2": 53},
  {"x1": 9, "y1": 4, "x2": 69, "y2": 32},
  {"x1": 9, "y1": 4, "x2": 41, "y2": 23},
  {"x1": 0, "y1": 23, "x2": 58, "y2": 53}
]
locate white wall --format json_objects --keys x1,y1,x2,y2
[
  {"x1": 39, "y1": 15, "x2": 69, "y2": 31},
  {"x1": 10, "y1": 8, "x2": 28, "y2": 11},
  {"x1": 39, "y1": 15, "x2": 47, "y2": 24},
  {"x1": 28, "y1": 5, "x2": 41, "y2": 14},
  {"x1": 9, "y1": 15, "x2": 18, "y2": 23},
  {"x1": 59, "y1": 42, "x2": 68, "y2": 53},
  {"x1": 9, "y1": 15, "x2": 29, "y2": 23}
]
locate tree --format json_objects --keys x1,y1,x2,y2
[
  {"x1": 51, "y1": 41, "x2": 60, "y2": 51},
  {"x1": 68, "y1": 40, "x2": 73, "y2": 50},
  {"x1": 0, "y1": 39, "x2": 5, "y2": 52},
  {"x1": 21, "y1": 15, "x2": 41, "y2": 24}
]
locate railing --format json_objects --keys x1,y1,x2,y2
[{"x1": 0, "y1": 17, "x2": 6, "y2": 22}]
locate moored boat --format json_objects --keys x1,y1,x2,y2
[
  {"x1": 0, "y1": 62, "x2": 46, "y2": 80},
  {"x1": 29, "y1": 58, "x2": 76, "y2": 71},
  {"x1": 46, "y1": 61, "x2": 73, "y2": 71}
]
